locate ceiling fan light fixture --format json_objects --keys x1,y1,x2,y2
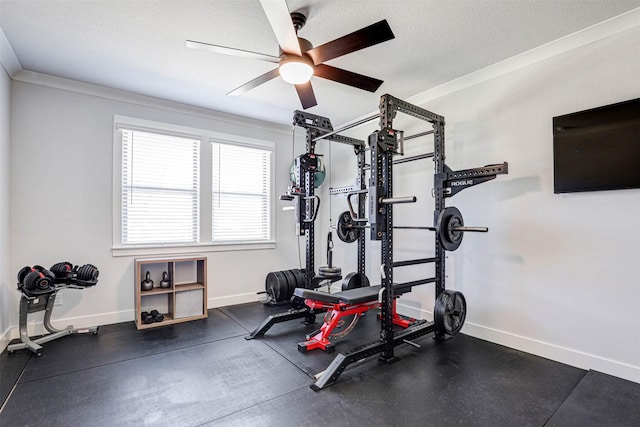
[{"x1": 279, "y1": 55, "x2": 314, "y2": 84}]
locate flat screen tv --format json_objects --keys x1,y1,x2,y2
[{"x1": 553, "y1": 97, "x2": 640, "y2": 194}]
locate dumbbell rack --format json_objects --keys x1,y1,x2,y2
[{"x1": 8, "y1": 286, "x2": 99, "y2": 356}]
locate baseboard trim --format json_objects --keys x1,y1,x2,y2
[
  {"x1": 0, "y1": 309, "x2": 134, "y2": 353},
  {"x1": 396, "y1": 301, "x2": 640, "y2": 384},
  {"x1": 0, "y1": 326, "x2": 11, "y2": 353},
  {"x1": 208, "y1": 292, "x2": 261, "y2": 308},
  {"x1": 0, "y1": 294, "x2": 262, "y2": 353}
]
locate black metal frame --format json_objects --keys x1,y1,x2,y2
[
  {"x1": 8, "y1": 285, "x2": 99, "y2": 356},
  {"x1": 311, "y1": 94, "x2": 508, "y2": 390},
  {"x1": 245, "y1": 111, "x2": 369, "y2": 340},
  {"x1": 291, "y1": 110, "x2": 368, "y2": 286}
]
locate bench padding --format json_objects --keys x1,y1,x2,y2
[{"x1": 293, "y1": 285, "x2": 381, "y2": 305}]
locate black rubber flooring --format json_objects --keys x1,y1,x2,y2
[{"x1": 1, "y1": 301, "x2": 638, "y2": 426}]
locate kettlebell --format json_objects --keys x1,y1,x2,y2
[
  {"x1": 159, "y1": 271, "x2": 170, "y2": 289},
  {"x1": 141, "y1": 271, "x2": 154, "y2": 291}
]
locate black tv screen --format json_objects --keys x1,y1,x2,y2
[{"x1": 553, "y1": 97, "x2": 640, "y2": 194}]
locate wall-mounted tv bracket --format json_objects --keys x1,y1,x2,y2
[{"x1": 310, "y1": 94, "x2": 508, "y2": 391}]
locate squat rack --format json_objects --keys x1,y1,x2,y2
[
  {"x1": 245, "y1": 111, "x2": 370, "y2": 339},
  {"x1": 311, "y1": 94, "x2": 508, "y2": 390},
  {"x1": 291, "y1": 110, "x2": 368, "y2": 286}
]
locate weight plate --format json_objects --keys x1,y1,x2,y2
[
  {"x1": 318, "y1": 265, "x2": 342, "y2": 278},
  {"x1": 77, "y1": 264, "x2": 99, "y2": 281},
  {"x1": 17, "y1": 266, "x2": 32, "y2": 284},
  {"x1": 336, "y1": 211, "x2": 358, "y2": 243},
  {"x1": 434, "y1": 290, "x2": 467, "y2": 336},
  {"x1": 274, "y1": 271, "x2": 289, "y2": 302},
  {"x1": 292, "y1": 268, "x2": 306, "y2": 289},
  {"x1": 436, "y1": 206, "x2": 464, "y2": 251},
  {"x1": 265, "y1": 272, "x2": 279, "y2": 302},
  {"x1": 282, "y1": 269, "x2": 297, "y2": 301},
  {"x1": 50, "y1": 262, "x2": 73, "y2": 279},
  {"x1": 341, "y1": 272, "x2": 370, "y2": 291},
  {"x1": 290, "y1": 157, "x2": 326, "y2": 188}
]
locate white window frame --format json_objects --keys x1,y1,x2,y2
[{"x1": 112, "y1": 115, "x2": 276, "y2": 257}]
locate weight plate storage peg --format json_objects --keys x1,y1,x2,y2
[
  {"x1": 434, "y1": 290, "x2": 467, "y2": 336},
  {"x1": 436, "y1": 206, "x2": 464, "y2": 251}
]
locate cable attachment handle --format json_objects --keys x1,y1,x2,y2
[
  {"x1": 326, "y1": 231, "x2": 334, "y2": 267},
  {"x1": 346, "y1": 190, "x2": 368, "y2": 222}
]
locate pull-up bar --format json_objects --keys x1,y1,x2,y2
[{"x1": 312, "y1": 113, "x2": 381, "y2": 142}]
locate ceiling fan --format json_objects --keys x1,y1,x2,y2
[{"x1": 186, "y1": 0, "x2": 395, "y2": 109}]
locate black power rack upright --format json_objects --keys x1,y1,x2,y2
[
  {"x1": 310, "y1": 94, "x2": 508, "y2": 390},
  {"x1": 291, "y1": 110, "x2": 369, "y2": 285},
  {"x1": 245, "y1": 111, "x2": 369, "y2": 338}
]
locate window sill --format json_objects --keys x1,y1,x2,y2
[{"x1": 112, "y1": 241, "x2": 276, "y2": 257}]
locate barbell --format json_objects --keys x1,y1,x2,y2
[{"x1": 335, "y1": 206, "x2": 487, "y2": 251}]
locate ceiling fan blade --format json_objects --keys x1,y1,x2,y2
[
  {"x1": 258, "y1": 0, "x2": 302, "y2": 56},
  {"x1": 295, "y1": 81, "x2": 317, "y2": 109},
  {"x1": 314, "y1": 64, "x2": 383, "y2": 92},
  {"x1": 227, "y1": 68, "x2": 281, "y2": 96},
  {"x1": 307, "y1": 20, "x2": 395, "y2": 65},
  {"x1": 186, "y1": 40, "x2": 280, "y2": 63}
]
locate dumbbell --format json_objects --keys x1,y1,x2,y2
[
  {"x1": 18, "y1": 265, "x2": 55, "y2": 292},
  {"x1": 50, "y1": 261, "x2": 74, "y2": 280},
  {"x1": 49, "y1": 262, "x2": 100, "y2": 286},
  {"x1": 141, "y1": 310, "x2": 164, "y2": 324},
  {"x1": 150, "y1": 310, "x2": 164, "y2": 323},
  {"x1": 76, "y1": 264, "x2": 99, "y2": 283},
  {"x1": 141, "y1": 311, "x2": 154, "y2": 324}
]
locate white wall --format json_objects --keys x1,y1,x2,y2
[
  {"x1": 0, "y1": 63, "x2": 11, "y2": 349},
  {"x1": 328, "y1": 25, "x2": 640, "y2": 383},
  {"x1": 9, "y1": 75, "x2": 306, "y2": 333},
  {"x1": 5, "y1": 15, "x2": 639, "y2": 385}
]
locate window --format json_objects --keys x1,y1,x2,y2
[
  {"x1": 121, "y1": 129, "x2": 200, "y2": 245},
  {"x1": 113, "y1": 116, "x2": 275, "y2": 255},
  {"x1": 212, "y1": 142, "x2": 272, "y2": 242}
]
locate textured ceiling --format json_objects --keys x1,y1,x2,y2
[{"x1": 1, "y1": 0, "x2": 639, "y2": 126}]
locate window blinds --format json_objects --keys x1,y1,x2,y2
[
  {"x1": 211, "y1": 142, "x2": 271, "y2": 242},
  {"x1": 121, "y1": 129, "x2": 200, "y2": 245}
]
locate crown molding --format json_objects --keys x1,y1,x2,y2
[
  {"x1": 408, "y1": 7, "x2": 640, "y2": 106},
  {"x1": 337, "y1": 7, "x2": 640, "y2": 130},
  {"x1": 0, "y1": 25, "x2": 21, "y2": 77},
  {"x1": 13, "y1": 70, "x2": 293, "y2": 135}
]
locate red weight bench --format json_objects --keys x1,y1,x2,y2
[{"x1": 293, "y1": 285, "x2": 416, "y2": 353}]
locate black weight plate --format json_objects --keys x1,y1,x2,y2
[
  {"x1": 265, "y1": 272, "x2": 279, "y2": 301},
  {"x1": 434, "y1": 290, "x2": 467, "y2": 336},
  {"x1": 77, "y1": 264, "x2": 99, "y2": 281},
  {"x1": 336, "y1": 211, "x2": 358, "y2": 243},
  {"x1": 50, "y1": 262, "x2": 73, "y2": 279},
  {"x1": 23, "y1": 271, "x2": 39, "y2": 290},
  {"x1": 273, "y1": 271, "x2": 289, "y2": 302},
  {"x1": 282, "y1": 269, "x2": 297, "y2": 301},
  {"x1": 17, "y1": 266, "x2": 32, "y2": 284},
  {"x1": 318, "y1": 265, "x2": 342, "y2": 278},
  {"x1": 341, "y1": 272, "x2": 370, "y2": 291},
  {"x1": 436, "y1": 206, "x2": 464, "y2": 251},
  {"x1": 291, "y1": 268, "x2": 306, "y2": 289}
]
